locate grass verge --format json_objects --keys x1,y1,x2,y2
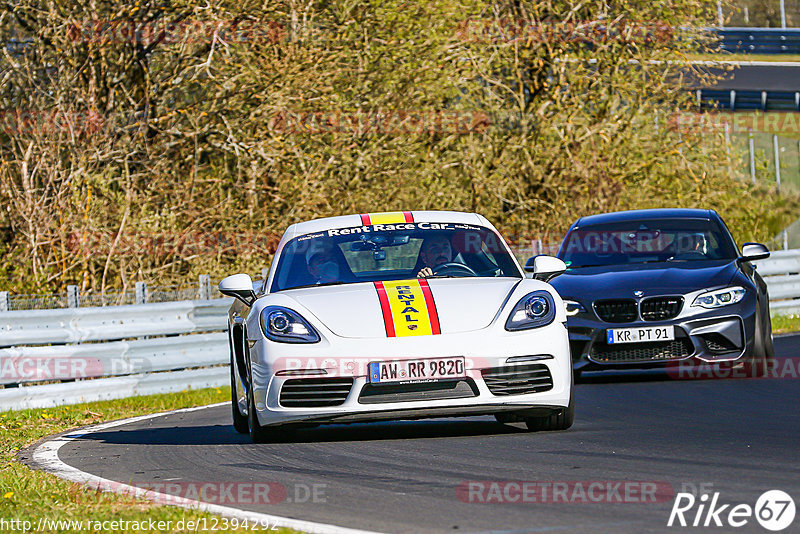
[
  {"x1": 687, "y1": 53, "x2": 800, "y2": 63},
  {"x1": 772, "y1": 313, "x2": 800, "y2": 334},
  {"x1": 0, "y1": 387, "x2": 294, "y2": 533}
]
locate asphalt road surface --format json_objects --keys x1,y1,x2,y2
[{"x1": 31, "y1": 335, "x2": 800, "y2": 533}]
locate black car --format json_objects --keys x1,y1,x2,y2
[{"x1": 549, "y1": 209, "x2": 775, "y2": 377}]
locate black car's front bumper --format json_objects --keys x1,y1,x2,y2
[{"x1": 567, "y1": 299, "x2": 757, "y2": 372}]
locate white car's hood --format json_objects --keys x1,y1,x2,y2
[{"x1": 283, "y1": 278, "x2": 521, "y2": 338}]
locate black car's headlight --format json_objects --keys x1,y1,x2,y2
[
  {"x1": 505, "y1": 291, "x2": 557, "y2": 331},
  {"x1": 260, "y1": 306, "x2": 320, "y2": 343},
  {"x1": 691, "y1": 286, "x2": 746, "y2": 309}
]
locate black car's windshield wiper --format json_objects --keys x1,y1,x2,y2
[{"x1": 567, "y1": 263, "x2": 613, "y2": 269}]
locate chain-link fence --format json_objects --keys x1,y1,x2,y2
[
  {"x1": 720, "y1": 0, "x2": 800, "y2": 28},
  {"x1": 732, "y1": 131, "x2": 800, "y2": 194},
  {"x1": 3, "y1": 227, "x2": 798, "y2": 312},
  {"x1": 0, "y1": 275, "x2": 228, "y2": 312}
]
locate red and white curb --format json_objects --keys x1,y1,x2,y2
[{"x1": 31, "y1": 403, "x2": 379, "y2": 534}]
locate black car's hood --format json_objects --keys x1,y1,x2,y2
[{"x1": 550, "y1": 260, "x2": 740, "y2": 299}]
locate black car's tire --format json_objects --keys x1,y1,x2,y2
[
  {"x1": 524, "y1": 373, "x2": 574, "y2": 431},
  {"x1": 231, "y1": 368, "x2": 249, "y2": 434},
  {"x1": 745, "y1": 306, "x2": 774, "y2": 378}
]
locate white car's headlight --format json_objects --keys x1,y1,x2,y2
[
  {"x1": 260, "y1": 306, "x2": 320, "y2": 343},
  {"x1": 692, "y1": 286, "x2": 746, "y2": 309},
  {"x1": 563, "y1": 300, "x2": 587, "y2": 317},
  {"x1": 505, "y1": 291, "x2": 556, "y2": 331}
]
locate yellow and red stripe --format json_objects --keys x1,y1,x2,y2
[
  {"x1": 360, "y1": 211, "x2": 414, "y2": 225},
  {"x1": 374, "y1": 279, "x2": 441, "y2": 337}
]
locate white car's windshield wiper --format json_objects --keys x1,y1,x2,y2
[{"x1": 287, "y1": 281, "x2": 348, "y2": 290}]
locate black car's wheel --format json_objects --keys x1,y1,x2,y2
[{"x1": 745, "y1": 305, "x2": 774, "y2": 378}]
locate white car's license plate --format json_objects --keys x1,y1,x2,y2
[
  {"x1": 607, "y1": 326, "x2": 675, "y2": 344},
  {"x1": 368, "y1": 357, "x2": 466, "y2": 384}
]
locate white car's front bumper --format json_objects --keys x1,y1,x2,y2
[{"x1": 245, "y1": 321, "x2": 572, "y2": 427}]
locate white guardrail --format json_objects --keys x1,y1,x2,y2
[
  {"x1": 755, "y1": 249, "x2": 800, "y2": 313},
  {"x1": 0, "y1": 299, "x2": 232, "y2": 411},
  {"x1": 1, "y1": 251, "x2": 800, "y2": 412}
]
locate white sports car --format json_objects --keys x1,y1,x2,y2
[{"x1": 219, "y1": 211, "x2": 573, "y2": 442}]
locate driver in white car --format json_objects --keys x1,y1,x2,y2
[
  {"x1": 416, "y1": 234, "x2": 453, "y2": 278},
  {"x1": 306, "y1": 242, "x2": 341, "y2": 284}
]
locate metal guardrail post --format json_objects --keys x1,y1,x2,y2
[
  {"x1": 0, "y1": 291, "x2": 9, "y2": 312},
  {"x1": 67, "y1": 285, "x2": 80, "y2": 308},
  {"x1": 774, "y1": 134, "x2": 781, "y2": 193},
  {"x1": 135, "y1": 281, "x2": 148, "y2": 304},
  {"x1": 749, "y1": 129, "x2": 756, "y2": 184},
  {"x1": 780, "y1": 0, "x2": 787, "y2": 29},
  {"x1": 730, "y1": 90, "x2": 736, "y2": 111},
  {"x1": 199, "y1": 274, "x2": 211, "y2": 300}
]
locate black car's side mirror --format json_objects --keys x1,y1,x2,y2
[{"x1": 739, "y1": 243, "x2": 770, "y2": 263}]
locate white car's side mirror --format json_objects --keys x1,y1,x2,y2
[
  {"x1": 219, "y1": 274, "x2": 256, "y2": 306},
  {"x1": 524, "y1": 255, "x2": 567, "y2": 282},
  {"x1": 740, "y1": 243, "x2": 770, "y2": 263}
]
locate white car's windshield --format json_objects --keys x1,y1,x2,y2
[{"x1": 271, "y1": 222, "x2": 521, "y2": 292}]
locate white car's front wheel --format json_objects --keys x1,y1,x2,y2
[{"x1": 229, "y1": 330, "x2": 249, "y2": 434}]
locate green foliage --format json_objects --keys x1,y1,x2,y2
[{"x1": 0, "y1": 0, "x2": 797, "y2": 292}]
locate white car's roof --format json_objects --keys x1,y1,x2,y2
[{"x1": 283, "y1": 211, "x2": 497, "y2": 240}]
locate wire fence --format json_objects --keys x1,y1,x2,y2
[
  {"x1": 0, "y1": 275, "x2": 226, "y2": 312},
  {"x1": 2, "y1": 226, "x2": 798, "y2": 312},
  {"x1": 719, "y1": 0, "x2": 800, "y2": 28}
]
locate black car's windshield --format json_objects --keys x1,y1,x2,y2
[
  {"x1": 559, "y1": 218, "x2": 738, "y2": 269},
  {"x1": 271, "y1": 222, "x2": 521, "y2": 292}
]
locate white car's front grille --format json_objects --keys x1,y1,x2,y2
[
  {"x1": 279, "y1": 378, "x2": 354, "y2": 407},
  {"x1": 358, "y1": 379, "x2": 478, "y2": 404},
  {"x1": 481, "y1": 364, "x2": 554, "y2": 396}
]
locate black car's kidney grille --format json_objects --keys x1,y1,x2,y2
[
  {"x1": 482, "y1": 364, "x2": 553, "y2": 396},
  {"x1": 279, "y1": 378, "x2": 353, "y2": 407},
  {"x1": 594, "y1": 299, "x2": 638, "y2": 323},
  {"x1": 590, "y1": 336, "x2": 693, "y2": 363},
  {"x1": 640, "y1": 297, "x2": 683, "y2": 321}
]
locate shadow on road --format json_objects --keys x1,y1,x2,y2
[{"x1": 78, "y1": 417, "x2": 529, "y2": 446}]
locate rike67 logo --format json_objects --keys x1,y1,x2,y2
[{"x1": 668, "y1": 490, "x2": 796, "y2": 531}]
